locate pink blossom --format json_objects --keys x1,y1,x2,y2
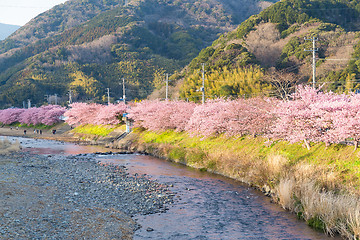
[
  {"x1": 0, "y1": 108, "x2": 25, "y2": 124},
  {"x1": 0, "y1": 105, "x2": 65, "y2": 126},
  {"x1": 64, "y1": 102, "x2": 127, "y2": 126},
  {"x1": 128, "y1": 100, "x2": 196, "y2": 132}
]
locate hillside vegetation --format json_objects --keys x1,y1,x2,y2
[
  {"x1": 0, "y1": 0, "x2": 269, "y2": 108},
  {"x1": 179, "y1": 0, "x2": 360, "y2": 101}
]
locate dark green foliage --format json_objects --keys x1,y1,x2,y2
[
  {"x1": 0, "y1": 0, "x2": 266, "y2": 107},
  {"x1": 188, "y1": 42, "x2": 257, "y2": 73},
  {"x1": 307, "y1": 216, "x2": 325, "y2": 231},
  {"x1": 280, "y1": 24, "x2": 300, "y2": 38},
  {"x1": 228, "y1": 0, "x2": 360, "y2": 44},
  {"x1": 179, "y1": 0, "x2": 360, "y2": 101},
  {"x1": 188, "y1": 47, "x2": 215, "y2": 69}
]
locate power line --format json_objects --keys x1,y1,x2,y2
[
  {"x1": 317, "y1": 58, "x2": 360, "y2": 61},
  {"x1": 300, "y1": 7, "x2": 357, "y2": 11}
]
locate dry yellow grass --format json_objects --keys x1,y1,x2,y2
[
  {"x1": 267, "y1": 154, "x2": 288, "y2": 177},
  {"x1": 275, "y1": 172, "x2": 360, "y2": 238},
  {"x1": 0, "y1": 138, "x2": 21, "y2": 154},
  {"x1": 276, "y1": 177, "x2": 296, "y2": 210},
  {"x1": 347, "y1": 205, "x2": 360, "y2": 239}
]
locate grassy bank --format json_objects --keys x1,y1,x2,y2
[
  {"x1": 7, "y1": 123, "x2": 55, "y2": 129},
  {"x1": 112, "y1": 128, "x2": 360, "y2": 239},
  {"x1": 69, "y1": 124, "x2": 126, "y2": 141}
]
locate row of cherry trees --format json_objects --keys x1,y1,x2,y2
[
  {"x1": 127, "y1": 98, "x2": 275, "y2": 137},
  {"x1": 0, "y1": 105, "x2": 66, "y2": 126},
  {"x1": 0, "y1": 102, "x2": 128, "y2": 127},
  {"x1": 1, "y1": 87, "x2": 360, "y2": 148},
  {"x1": 127, "y1": 86, "x2": 360, "y2": 148},
  {"x1": 272, "y1": 86, "x2": 360, "y2": 149}
]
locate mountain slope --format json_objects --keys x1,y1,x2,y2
[
  {"x1": 0, "y1": 23, "x2": 20, "y2": 41},
  {"x1": 0, "y1": 0, "x2": 271, "y2": 107},
  {"x1": 179, "y1": 0, "x2": 360, "y2": 101},
  {"x1": 0, "y1": 0, "x2": 125, "y2": 54}
]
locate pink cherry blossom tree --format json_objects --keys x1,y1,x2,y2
[
  {"x1": 325, "y1": 93, "x2": 360, "y2": 149},
  {"x1": 64, "y1": 102, "x2": 127, "y2": 126},
  {"x1": 94, "y1": 103, "x2": 127, "y2": 125},
  {"x1": 0, "y1": 108, "x2": 25, "y2": 125},
  {"x1": 0, "y1": 105, "x2": 66, "y2": 126},
  {"x1": 269, "y1": 86, "x2": 354, "y2": 149},
  {"x1": 185, "y1": 98, "x2": 276, "y2": 137},
  {"x1": 38, "y1": 105, "x2": 66, "y2": 126},
  {"x1": 128, "y1": 100, "x2": 196, "y2": 132},
  {"x1": 19, "y1": 107, "x2": 41, "y2": 125},
  {"x1": 270, "y1": 86, "x2": 325, "y2": 149},
  {"x1": 64, "y1": 103, "x2": 101, "y2": 126}
]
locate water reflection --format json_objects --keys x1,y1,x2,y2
[
  {"x1": 0, "y1": 136, "x2": 118, "y2": 155},
  {"x1": 97, "y1": 154, "x2": 334, "y2": 240}
]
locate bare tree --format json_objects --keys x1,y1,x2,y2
[{"x1": 264, "y1": 68, "x2": 300, "y2": 101}]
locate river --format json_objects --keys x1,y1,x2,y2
[{"x1": 2, "y1": 136, "x2": 336, "y2": 239}]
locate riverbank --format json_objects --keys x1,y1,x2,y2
[
  {"x1": 0, "y1": 123, "x2": 123, "y2": 144},
  {"x1": 0, "y1": 141, "x2": 174, "y2": 239},
  {"x1": 1, "y1": 124, "x2": 360, "y2": 239},
  {"x1": 0, "y1": 123, "x2": 80, "y2": 142},
  {"x1": 109, "y1": 129, "x2": 360, "y2": 239}
]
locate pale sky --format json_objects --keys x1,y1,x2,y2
[{"x1": 0, "y1": 0, "x2": 68, "y2": 26}]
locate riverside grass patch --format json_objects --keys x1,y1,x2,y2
[
  {"x1": 72, "y1": 124, "x2": 119, "y2": 137},
  {"x1": 9, "y1": 122, "x2": 55, "y2": 129},
  {"x1": 137, "y1": 129, "x2": 360, "y2": 192}
]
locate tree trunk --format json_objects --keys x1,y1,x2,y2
[
  {"x1": 354, "y1": 140, "x2": 358, "y2": 151},
  {"x1": 304, "y1": 139, "x2": 311, "y2": 150}
]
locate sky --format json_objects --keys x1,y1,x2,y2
[{"x1": 0, "y1": 0, "x2": 68, "y2": 26}]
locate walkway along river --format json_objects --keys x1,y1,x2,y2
[{"x1": 2, "y1": 136, "x2": 338, "y2": 239}]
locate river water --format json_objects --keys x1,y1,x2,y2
[{"x1": 2, "y1": 136, "x2": 336, "y2": 239}]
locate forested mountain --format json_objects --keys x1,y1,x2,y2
[
  {"x1": 0, "y1": 0, "x2": 271, "y2": 107},
  {"x1": 0, "y1": 23, "x2": 20, "y2": 41},
  {"x1": 179, "y1": 0, "x2": 360, "y2": 101}
]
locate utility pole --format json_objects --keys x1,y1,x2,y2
[
  {"x1": 106, "y1": 88, "x2": 110, "y2": 105},
  {"x1": 165, "y1": 73, "x2": 169, "y2": 100},
  {"x1": 68, "y1": 90, "x2": 72, "y2": 104},
  {"x1": 44, "y1": 95, "x2": 49, "y2": 104},
  {"x1": 304, "y1": 37, "x2": 318, "y2": 88},
  {"x1": 201, "y1": 63, "x2": 206, "y2": 104},
  {"x1": 122, "y1": 78, "x2": 126, "y2": 104}
]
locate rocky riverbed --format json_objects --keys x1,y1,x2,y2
[{"x1": 0, "y1": 149, "x2": 174, "y2": 239}]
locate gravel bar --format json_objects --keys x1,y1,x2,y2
[{"x1": 0, "y1": 151, "x2": 174, "y2": 239}]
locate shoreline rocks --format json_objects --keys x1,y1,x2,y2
[{"x1": 0, "y1": 151, "x2": 174, "y2": 239}]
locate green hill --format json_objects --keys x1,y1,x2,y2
[
  {"x1": 0, "y1": 0, "x2": 271, "y2": 107},
  {"x1": 179, "y1": 0, "x2": 360, "y2": 101}
]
